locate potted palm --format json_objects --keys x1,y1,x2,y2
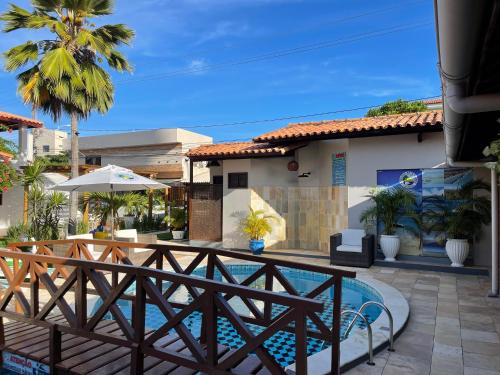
[
  {"x1": 360, "y1": 187, "x2": 419, "y2": 261},
  {"x1": 164, "y1": 208, "x2": 186, "y2": 240},
  {"x1": 423, "y1": 180, "x2": 490, "y2": 267},
  {"x1": 242, "y1": 208, "x2": 276, "y2": 255}
]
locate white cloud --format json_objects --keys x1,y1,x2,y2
[
  {"x1": 195, "y1": 21, "x2": 251, "y2": 45},
  {"x1": 188, "y1": 59, "x2": 209, "y2": 75}
]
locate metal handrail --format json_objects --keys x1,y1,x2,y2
[
  {"x1": 341, "y1": 310, "x2": 375, "y2": 366},
  {"x1": 344, "y1": 301, "x2": 395, "y2": 352}
]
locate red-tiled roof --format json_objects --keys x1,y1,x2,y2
[
  {"x1": 423, "y1": 98, "x2": 443, "y2": 105},
  {"x1": 0, "y1": 111, "x2": 43, "y2": 129},
  {"x1": 0, "y1": 151, "x2": 13, "y2": 161},
  {"x1": 187, "y1": 142, "x2": 305, "y2": 159},
  {"x1": 253, "y1": 111, "x2": 443, "y2": 142}
]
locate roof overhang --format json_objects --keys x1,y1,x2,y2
[
  {"x1": 188, "y1": 142, "x2": 307, "y2": 161},
  {"x1": 253, "y1": 124, "x2": 442, "y2": 144},
  {"x1": 0, "y1": 112, "x2": 43, "y2": 130}
]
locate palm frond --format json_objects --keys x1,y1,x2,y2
[{"x1": 4, "y1": 42, "x2": 39, "y2": 71}]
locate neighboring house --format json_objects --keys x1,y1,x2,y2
[
  {"x1": 79, "y1": 128, "x2": 213, "y2": 184},
  {"x1": 33, "y1": 128, "x2": 69, "y2": 157},
  {"x1": 188, "y1": 110, "x2": 493, "y2": 267},
  {"x1": 0, "y1": 111, "x2": 44, "y2": 235}
]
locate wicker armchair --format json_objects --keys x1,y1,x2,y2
[{"x1": 330, "y1": 229, "x2": 375, "y2": 268}]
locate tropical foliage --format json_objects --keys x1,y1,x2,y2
[
  {"x1": 242, "y1": 208, "x2": 276, "y2": 240},
  {"x1": 28, "y1": 185, "x2": 68, "y2": 240},
  {"x1": 366, "y1": 99, "x2": 427, "y2": 117},
  {"x1": 0, "y1": 162, "x2": 18, "y2": 193},
  {"x1": 7, "y1": 187, "x2": 68, "y2": 242},
  {"x1": 422, "y1": 180, "x2": 491, "y2": 240},
  {"x1": 164, "y1": 208, "x2": 186, "y2": 231},
  {"x1": 0, "y1": 125, "x2": 18, "y2": 192},
  {"x1": 360, "y1": 187, "x2": 419, "y2": 236},
  {"x1": 0, "y1": 0, "x2": 134, "y2": 120},
  {"x1": 0, "y1": 0, "x2": 134, "y2": 226},
  {"x1": 89, "y1": 192, "x2": 147, "y2": 227}
]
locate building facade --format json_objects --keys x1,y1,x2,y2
[
  {"x1": 79, "y1": 128, "x2": 213, "y2": 183},
  {"x1": 188, "y1": 110, "x2": 494, "y2": 268},
  {"x1": 32, "y1": 128, "x2": 69, "y2": 157}
]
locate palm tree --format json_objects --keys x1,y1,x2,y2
[
  {"x1": 89, "y1": 192, "x2": 146, "y2": 228},
  {"x1": 1, "y1": 0, "x2": 134, "y2": 232},
  {"x1": 21, "y1": 158, "x2": 47, "y2": 224},
  {"x1": 422, "y1": 180, "x2": 491, "y2": 240},
  {"x1": 360, "y1": 187, "x2": 420, "y2": 236}
]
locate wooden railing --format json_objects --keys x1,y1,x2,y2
[{"x1": 3, "y1": 240, "x2": 356, "y2": 374}]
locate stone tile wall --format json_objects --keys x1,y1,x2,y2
[{"x1": 250, "y1": 186, "x2": 348, "y2": 253}]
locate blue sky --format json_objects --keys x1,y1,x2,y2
[{"x1": 0, "y1": 0, "x2": 440, "y2": 145}]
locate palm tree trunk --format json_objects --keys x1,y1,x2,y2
[{"x1": 68, "y1": 111, "x2": 79, "y2": 235}]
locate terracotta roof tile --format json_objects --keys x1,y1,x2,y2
[
  {"x1": 253, "y1": 110, "x2": 443, "y2": 142},
  {"x1": 0, "y1": 111, "x2": 43, "y2": 129},
  {"x1": 187, "y1": 142, "x2": 304, "y2": 159},
  {"x1": 423, "y1": 98, "x2": 443, "y2": 105}
]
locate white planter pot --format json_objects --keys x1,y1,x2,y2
[
  {"x1": 380, "y1": 235, "x2": 400, "y2": 262},
  {"x1": 445, "y1": 239, "x2": 469, "y2": 267},
  {"x1": 172, "y1": 230, "x2": 185, "y2": 240}
]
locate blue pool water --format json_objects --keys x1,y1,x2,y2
[{"x1": 95, "y1": 264, "x2": 383, "y2": 367}]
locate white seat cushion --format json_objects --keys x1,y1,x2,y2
[
  {"x1": 336, "y1": 244, "x2": 363, "y2": 253},
  {"x1": 341, "y1": 229, "x2": 366, "y2": 247}
]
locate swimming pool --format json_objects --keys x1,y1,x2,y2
[{"x1": 94, "y1": 264, "x2": 383, "y2": 367}]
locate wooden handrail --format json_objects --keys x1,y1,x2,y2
[{"x1": 1, "y1": 240, "x2": 356, "y2": 375}]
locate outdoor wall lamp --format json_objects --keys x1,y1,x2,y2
[{"x1": 298, "y1": 172, "x2": 311, "y2": 178}]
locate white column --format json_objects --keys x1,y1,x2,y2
[
  {"x1": 17, "y1": 125, "x2": 30, "y2": 166},
  {"x1": 490, "y1": 168, "x2": 499, "y2": 297}
]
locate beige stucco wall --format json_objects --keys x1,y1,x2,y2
[{"x1": 217, "y1": 132, "x2": 493, "y2": 267}]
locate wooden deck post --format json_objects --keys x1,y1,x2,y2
[
  {"x1": 295, "y1": 309, "x2": 308, "y2": 375},
  {"x1": 49, "y1": 325, "x2": 62, "y2": 374},
  {"x1": 331, "y1": 276, "x2": 343, "y2": 375},
  {"x1": 131, "y1": 274, "x2": 146, "y2": 374}
]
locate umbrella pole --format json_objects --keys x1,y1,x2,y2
[{"x1": 111, "y1": 191, "x2": 115, "y2": 241}]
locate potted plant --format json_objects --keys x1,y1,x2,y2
[
  {"x1": 423, "y1": 180, "x2": 490, "y2": 267},
  {"x1": 164, "y1": 208, "x2": 186, "y2": 240},
  {"x1": 242, "y1": 208, "x2": 276, "y2": 255},
  {"x1": 360, "y1": 187, "x2": 419, "y2": 261}
]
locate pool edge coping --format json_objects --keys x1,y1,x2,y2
[{"x1": 286, "y1": 274, "x2": 410, "y2": 374}]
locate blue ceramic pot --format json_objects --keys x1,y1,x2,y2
[{"x1": 249, "y1": 239, "x2": 265, "y2": 255}]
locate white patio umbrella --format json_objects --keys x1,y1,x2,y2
[{"x1": 51, "y1": 165, "x2": 169, "y2": 239}]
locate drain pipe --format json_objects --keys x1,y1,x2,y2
[
  {"x1": 490, "y1": 167, "x2": 499, "y2": 297},
  {"x1": 445, "y1": 82, "x2": 500, "y2": 114}
]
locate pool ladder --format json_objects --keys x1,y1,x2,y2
[{"x1": 341, "y1": 301, "x2": 395, "y2": 366}]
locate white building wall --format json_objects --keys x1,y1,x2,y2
[
  {"x1": 347, "y1": 132, "x2": 446, "y2": 228},
  {"x1": 33, "y1": 128, "x2": 69, "y2": 156},
  {"x1": 0, "y1": 186, "x2": 25, "y2": 236}
]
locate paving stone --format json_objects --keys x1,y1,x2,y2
[
  {"x1": 383, "y1": 353, "x2": 431, "y2": 375},
  {"x1": 462, "y1": 340, "x2": 500, "y2": 356},
  {"x1": 461, "y1": 328, "x2": 500, "y2": 343},
  {"x1": 464, "y1": 352, "x2": 500, "y2": 372},
  {"x1": 464, "y1": 367, "x2": 500, "y2": 375}
]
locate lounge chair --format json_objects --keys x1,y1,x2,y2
[{"x1": 330, "y1": 229, "x2": 375, "y2": 268}]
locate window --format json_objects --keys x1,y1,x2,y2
[
  {"x1": 0, "y1": 193, "x2": 3, "y2": 206},
  {"x1": 213, "y1": 175, "x2": 223, "y2": 185},
  {"x1": 85, "y1": 156, "x2": 102, "y2": 166},
  {"x1": 228, "y1": 173, "x2": 248, "y2": 189},
  {"x1": 43, "y1": 145, "x2": 50, "y2": 153}
]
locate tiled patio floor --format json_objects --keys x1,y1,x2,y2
[{"x1": 146, "y1": 243, "x2": 500, "y2": 375}]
